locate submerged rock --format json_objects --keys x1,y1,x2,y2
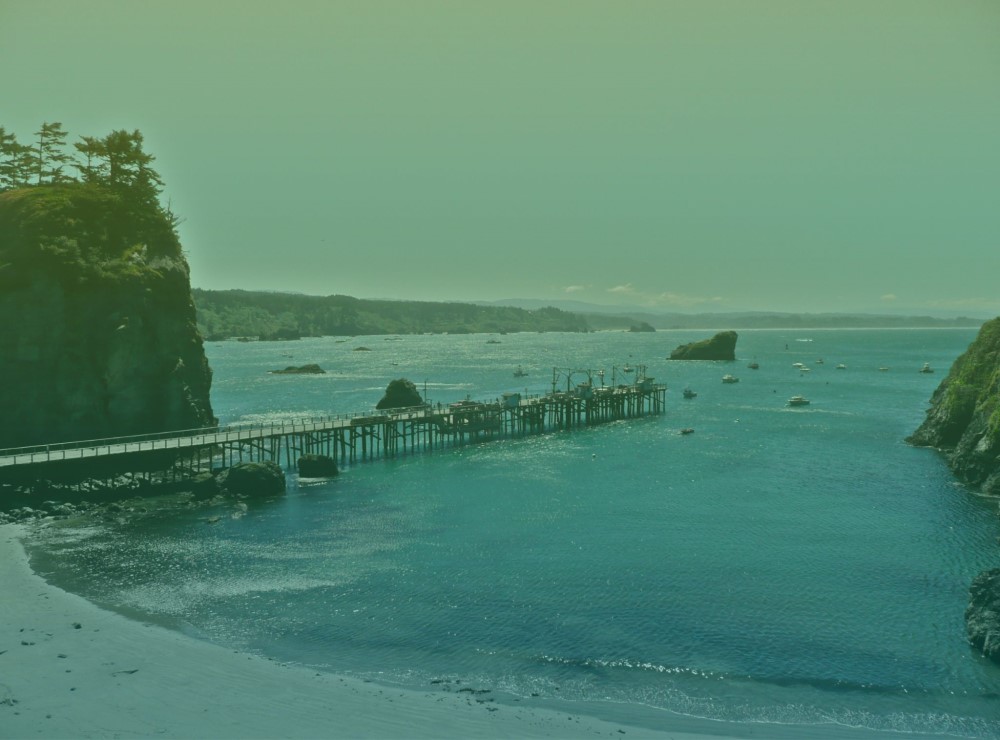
[
  {"x1": 966, "y1": 568, "x2": 1000, "y2": 663},
  {"x1": 297, "y1": 454, "x2": 338, "y2": 477},
  {"x1": 270, "y1": 363, "x2": 325, "y2": 374},
  {"x1": 669, "y1": 331, "x2": 738, "y2": 361},
  {"x1": 217, "y1": 461, "x2": 286, "y2": 498},
  {"x1": 376, "y1": 378, "x2": 425, "y2": 410}
]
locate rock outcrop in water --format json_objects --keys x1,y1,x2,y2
[
  {"x1": 376, "y1": 378, "x2": 424, "y2": 410},
  {"x1": 297, "y1": 454, "x2": 338, "y2": 477},
  {"x1": 0, "y1": 183, "x2": 215, "y2": 448},
  {"x1": 907, "y1": 317, "x2": 1000, "y2": 495},
  {"x1": 270, "y1": 364, "x2": 325, "y2": 374},
  {"x1": 966, "y1": 568, "x2": 1000, "y2": 663},
  {"x1": 669, "y1": 331, "x2": 738, "y2": 361},
  {"x1": 217, "y1": 461, "x2": 286, "y2": 497}
]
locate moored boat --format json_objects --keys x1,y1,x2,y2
[{"x1": 787, "y1": 395, "x2": 810, "y2": 407}]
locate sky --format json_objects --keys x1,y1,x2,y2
[{"x1": 2, "y1": 1, "x2": 999, "y2": 315}]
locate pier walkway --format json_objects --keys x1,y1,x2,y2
[{"x1": 0, "y1": 380, "x2": 666, "y2": 487}]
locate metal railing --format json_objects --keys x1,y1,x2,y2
[{"x1": 0, "y1": 386, "x2": 662, "y2": 468}]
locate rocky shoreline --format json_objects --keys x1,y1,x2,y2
[{"x1": 908, "y1": 317, "x2": 1000, "y2": 664}]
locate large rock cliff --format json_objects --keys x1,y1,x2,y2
[
  {"x1": 0, "y1": 184, "x2": 215, "y2": 448},
  {"x1": 908, "y1": 318, "x2": 1000, "y2": 495}
]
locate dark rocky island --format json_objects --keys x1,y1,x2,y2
[
  {"x1": 270, "y1": 364, "x2": 325, "y2": 374},
  {"x1": 668, "y1": 331, "x2": 738, "y2": 361},
  {"x1": 376, "y1": 378, "x2": 425, "y2": 410},
  {"x1": 0, "y1": 180, "x2": 215, "y2": 448}
]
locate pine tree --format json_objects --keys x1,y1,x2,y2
[
  {"x1": 0, "y1": 127, "x2": 37, "y2": 190},
  {"x1": 73, "y1": 135, "x2": 107, "y2": 183},
  {"x1": 35, "y1": 121, "x2": 72, "y2": 184}
]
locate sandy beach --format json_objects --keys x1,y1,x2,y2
[{"x1": 0, "y1": 522, "x2": 948, "y2": 740}]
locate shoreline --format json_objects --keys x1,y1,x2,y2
[{"x1": 0, "y1": 522, "x2": 951, "y2": 739}]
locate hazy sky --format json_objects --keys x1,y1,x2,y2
[{"x1": 3, "y1": 1, "x2": 999, "y2": 315}]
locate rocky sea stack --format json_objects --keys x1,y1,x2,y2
[
  {"x1": 669, "y1": 331, "x2": 738, "y2": 361},
  {"x1": 908, "y1": 317, "x2": 1000, "y2": 495},
  {"x1": 376, "y1": 378, "x2": 425, "y2": 410},
  {"x1": 0, "y1": 183, "x2": 215, "y2": 448}
]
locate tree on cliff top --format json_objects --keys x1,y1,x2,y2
[{"x1": 1, "y1": 124, "x2": 165, "y2": 210}]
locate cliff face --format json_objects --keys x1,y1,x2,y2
[
  {"x1": 908, "y1": 318, "x2": 1000, "y2": 495},
  {"x1": 0, "y1": 184, "x2": 215, "y2": 448}
]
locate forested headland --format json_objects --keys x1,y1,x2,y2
[
  {"x1": 193, "y1": 289, "x2": 590, "y2": 340},
  {"x1": 0, "y1": 122, "x2": 214, "y2": 447}
]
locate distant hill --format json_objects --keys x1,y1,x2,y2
[
  {"x1": 194, "y1": 290, "x2": 984, "y2": 339},
  {"x1": 193, "y1": 289, "x2": 589, "y2": 340},
  {"x1": 477, "y1": 299, "x2": 985, "y2": 330}
]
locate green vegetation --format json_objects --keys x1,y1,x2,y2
[
  {"x1": 0, "y1": 122, "x2": 180, "y2": 284},
  {"x1": 194, "y1": 289, "x2": 590, "y2": 339}
]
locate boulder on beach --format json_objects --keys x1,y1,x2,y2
[
  {"x1": 669, "y1": 331, "x2": 738, "y2": 361},
  {"x1": 376, "y1": 378, "x2": 425, "y2": 410},
  {"x1": 217, "y1": 461, "x2": 286, "y2": 497},
  {"x1": 297, "y1": 454, "x2": 339, "y2": 477},
  {"x1": 966, "y1": 568, "x2": 1000, "y2": 664}
]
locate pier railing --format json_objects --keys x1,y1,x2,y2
[{"x1": 0, "y1": 384, "x2": 666, "y2": 482}]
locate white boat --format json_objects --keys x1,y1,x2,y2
[
  {"x1": 513, "y1": 366, "x2": 528, "y2": 377},
  {"x1": 622, "y1": 364, "x2": 634, "y2": 374},
  {"x1": 879, "y1": 367, "x2": 890, "y2": 372},
  {"x1": 836, "y1": 364, "x2": 847, "y2": 369},
  {"x1": 792, "y1": 362, "x2": 805, "y2": 368},
  {"x1": 787, "y1": 395, "x2": 810, "y2": 407},
  {"x1": 919, "y1": 363, "x2": 934, "y2": 374},
  {"x1": 722, "y1": 374, "x2": 739, "y2": 384}
]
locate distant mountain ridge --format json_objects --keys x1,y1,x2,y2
[
  {"x1": 193, "y1": 289, "x2": 984, "y2": 339},
  {"x1": 476, "y1": 299, "x2": 985, "y2": 330}
]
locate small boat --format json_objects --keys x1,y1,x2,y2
[
  {"x1": 799, "y1": 366, "x2": 811, "y2": 373},
  {"x1": 747, "y1": 360, "x2": 759, "y2": 369},
  {"x1": 680, "y1": 427, "x2": 695, "y2": 435},
  {"x1": 836, "y1": 364, "x2": 847, "y2": 370},
  {"x1": 792, "y1": 362, "x2": 805, "y2": 368},
  {"x1": 486, "y1": 339, "x2": 502, "y2": 344},
  {"x1": 879, "y1": 367, "x2": 890, "y2": 372},
  {"x1": 815, "y1": 358, "x2": 824, "y2": 364},
  {"x1": 622, "y1": 364, "x2": 634, "y2": 373},
  {"x1": 513, "y1": 366, "x2": 528, "y2": 377},
  {"x1": 787, "y1": 395, "x2": 810, "y2": 407},
  {"x1": 919, "y1": 363, "x2": 934, "y2": 374},
  {"x1": 683, "y1": 388, "x2": 697, "y2": 399},
  {"x1": 722, "y1": 374, "x2": 739, "y2": 384}
]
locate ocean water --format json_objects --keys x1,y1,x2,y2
[{"x1": 27, "y1": 329, "x2": 1000, "y2": 736}]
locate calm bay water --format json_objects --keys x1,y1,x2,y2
[{"x1": 29, "y1": 329, "x2": 1000, "y2": 736}]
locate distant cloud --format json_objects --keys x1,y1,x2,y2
[
  {"x1": 563, "y1": 285, "x2": 586, "y2": 293},
  {"x1": 650, "y1": 292, "x2": 722, "y2": 309},
  {"x1": 881, "y1": 293, "x2": 897, "y2": 301},
  {"x1": 603, "y1": 284, "x2": 722, "y2": 309}
]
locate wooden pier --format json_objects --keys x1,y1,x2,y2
[{"x1": 0, "y1": 376, "x2": 666, "y2": 488}]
